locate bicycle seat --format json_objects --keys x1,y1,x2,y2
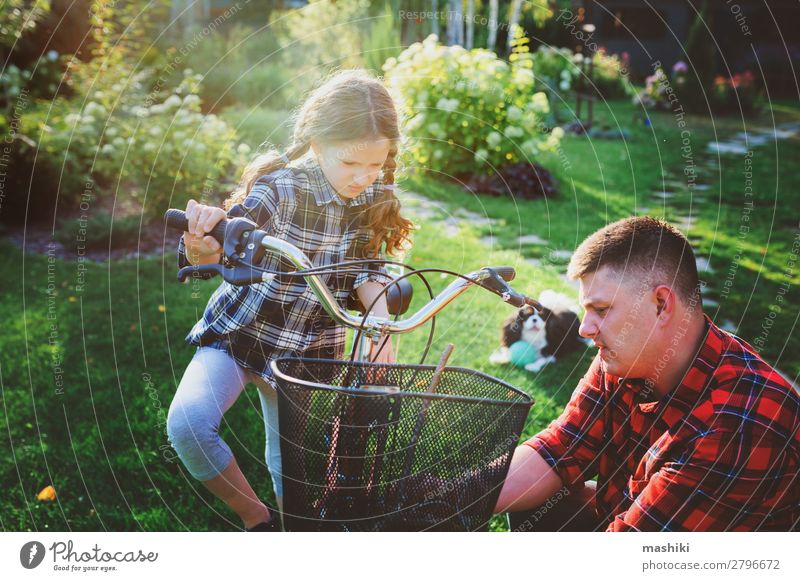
[{"x1": 347, "y1": 276, "x2": 413, "y2": 316}]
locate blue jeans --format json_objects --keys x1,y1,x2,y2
[{"x1": 166, "y1": 347, "x2": 283, "y2": 499}]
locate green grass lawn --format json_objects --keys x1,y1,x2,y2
[{"x1": 2, "y1": 99, "x2": 798, "y2": 531}]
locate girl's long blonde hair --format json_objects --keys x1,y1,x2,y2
[{"x1": 226, "y1": 69, "x2": 413, "y2": 257}]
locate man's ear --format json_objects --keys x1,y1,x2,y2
[{"x1": 653, "y1": 284, "x2": 676, "y2": 322}]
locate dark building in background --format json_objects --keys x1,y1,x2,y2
[{"x1": 580, "y1": 0, "x2": 799, "y2": 96}]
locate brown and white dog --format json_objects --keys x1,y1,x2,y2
[{"x1": 489, "y1": 291, "x2": 586, "y2": 372}]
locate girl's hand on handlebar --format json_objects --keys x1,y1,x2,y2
[{"x1": 183, "y1": 199, "x2": 225, "y2": 263}]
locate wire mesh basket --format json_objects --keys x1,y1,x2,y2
[{"x1": 271, "y1": 357, "x2": 533, "y2": 531}]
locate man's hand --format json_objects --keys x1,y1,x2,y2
[
  {"x1": 183, "y1": 198, "x2": 226, "y2": 265},
  {"x1": 494, "y1": 444, "x2": 564, "y2": 513}
]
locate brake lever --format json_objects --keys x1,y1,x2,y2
[
  {"x1": 177, "y1": 264, "x2": 225, "y2": 282},
  {"x1": 176, "y1": 217, "x2": 276, "y2": 285},
  {"x1": 177, "y1": 262, "x2": 274, "y2": 286},
  {"x1": 476, "y1": 267, "x2": 543, "y2": 311}
]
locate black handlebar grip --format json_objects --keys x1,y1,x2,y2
[
  {"x1": 164, "y1": 209, "x2": 228, "y2": 245},
  {"x1": 493, "y1": 266, "x2": 516, "y2": 282}
]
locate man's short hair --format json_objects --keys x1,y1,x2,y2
[{"x1": 567, "y1": 216, "x2": 701, "y2": 304}]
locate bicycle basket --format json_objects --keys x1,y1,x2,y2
[{"x1": 271, "y1": 358, "x2": 533, "y2": 532}]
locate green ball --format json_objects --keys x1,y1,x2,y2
[{"x1": 508, "y1": 340, "x2": 538, "y2": 368}]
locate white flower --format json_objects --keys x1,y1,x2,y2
[
  {"x1": 559, "y1": 79, "x2": 570, "y2": 91},
  {"x1": 149, "y1": 126, "x2": 162, "y2": 136},
  {"x1": 101, "y1": 143, "x2": 114, "y2": 154},
  {"x1": 433, "y1": 149, "x2": 443, "y2": 160},
  {"x1": 560, "y1": 69, "x2": 571, "y2": 80},
  {"x1": 237, "y1": 143, "x2": 251, "y2": 155},
  {"x1": 143, "y1": 142, "x2": 156, "y2": 152},
  {"x1": 183, "y1": 94, "x2": 200, "y2": 107},
  {"x1": 174, "y1": 110, "x2": 193, "y2": 126},
  {"x1": 113, "y1": 137, "x2": 125, "y2": 147},
  {"x1": 65, "y1": 113, "x2": 80, "y2": 125},
  {"x1": 84, "y1": 102, "x2": 107, "y2": 117},
  {"x1": 475, "y1": 148, "x2": 489, "y2": 162},
  {"x1": 46, "y1": 50, "x2": 59, "y2": 61},
  {"x1": 551, "y1": 127, "x2": 565, "y2": 140},
  {"x1": 507, "y1": 106, "x2": 522, "y2": 121},
  {"x1": 427, "y1": 122, "x2": 445, "y2": 139},
  {"x1": 105, "y1": 127, "x2": 118, "y2": 137},
  {"x1": 522, "y1": 140, "x2": 539, "y2": 157},
  {"x1": 164, "y1": 95, "x2": 182, "y2": 109},
  {"x1": 531, "y1": 92, "x2": 550, "y2": 113},
  {"x1": 436, "y1": 97, "x2": 459, "y2": 113},
  {"x1": 504, "y1": 125, "x2": 524, "y2": 139},
  {"x1": 486, "y1": 131, "x2": 502, "y2": 148}
]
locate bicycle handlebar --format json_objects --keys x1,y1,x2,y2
[
  {"x1": 165, "y1": 208, "x2": 226, "y2": 245},
  {"x1": 166, "y1": 209, "x2": 538, "y2": 338}
]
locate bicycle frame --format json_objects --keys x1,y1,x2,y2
[{"x1": 166, "y1": 209, "x2": 537, "y2": 530}]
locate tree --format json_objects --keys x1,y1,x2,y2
[
  {"x1": 465, "y1": 0, "x2": 474, "y2": 49},
  {"x1": 680, "y1": 0, "x2": 716, "y2": 113},
  {"x1": 506, "y1": 0, "x2": 523, "y2": 54},
  {"x1": 0, "y1": 0, "x2": 51, "y2": 53},
  {"x1": 487, "y1": 0, "x2": 499, "y2": 51},
  {"x1": 446, "y1": 0, "x2": 464, "y2": 46}
]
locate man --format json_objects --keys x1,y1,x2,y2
[{"x1": 494, "y1": 216, "x2": 799, "y2": 531}]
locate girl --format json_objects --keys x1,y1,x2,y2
[{"x1": 167, "y1": 70, "x2": 414, "y2": 531}]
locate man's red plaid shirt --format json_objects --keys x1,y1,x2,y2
[{"x1": 526, "y1": 316, "x2": 799, "y2": 531}]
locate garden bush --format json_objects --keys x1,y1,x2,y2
[
  {"x1": 526, "y1": 45, "x2": 633, "y2": 104},
  {"x1": 4, "y1": 2, "x2": 250, "y2": 224},
  {"x1": 464, "y1": 162, "x2": 558, "y2": 200},
  {"x1": 590, "y1": 48, "x2": 635, "y2": 99},
  {"x1": 633, "y1": 61, "x2": 760, "y2": 116},
  {"x1": 383, "y1": 34, "x2": 563, "y2": 177},
  {"x1": 528, "y1": 45, "x2": 581, "y2": 95},
  {"x1": 711, "y1": 71, "x2": 760, "y2": 115},
  {"x1": 20, "y1": 66, "x2": 246, "y2": 221}
]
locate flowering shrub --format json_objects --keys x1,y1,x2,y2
[
  {"x1": 632, "y1": 66, "x2": 667, "y2": 110},
  {"x1": 522, "y1": 46, "x2": 632, "y2": 101},
  {"x1": 633, "y1": 62, "x2": 759, "y2": 116},
  {"x1": 25, "y1": 67, "x2": 247, "y2": 218},
  {"x1": 1, "y1": 50, "x2": 63, "y2": 112},
  {"x1": 590, "y1": 49, "x2": 635, "y2": 99},
  {"x1": 527, "y1": 46, "x2": 581, "y2": 94},
  {"x1": 383, "y1": 35, "x2": 563, "y2": 176},
  {"x1": 713, "y1": 71, "x2": 759, "y2": 114}
]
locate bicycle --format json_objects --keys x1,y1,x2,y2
[{"x1": 165, "y1": 209, "x2": 538, "y2": 531}]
